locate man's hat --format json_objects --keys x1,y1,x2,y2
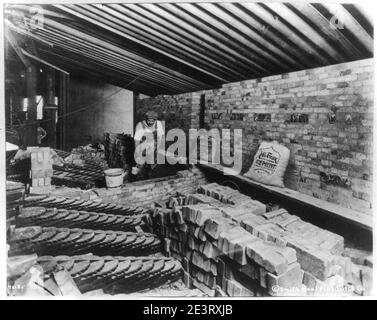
[{"x1": 145, "y1": 110, "x2": 158, "y2": 120}]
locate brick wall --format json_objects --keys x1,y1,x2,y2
[
  {"x1": 94, "y1": 167, "x2": 209, "y2": 207},
  {"x1": 136, "y1": 59, "x2": 373, "y2": 215},
  {"x1": 136, "y1": 93, "x2": 200, "y2": 133}
]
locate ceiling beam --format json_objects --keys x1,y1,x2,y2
[
  {"x1": 111, "y1": 3, "x2": 251, "y2": 78},
  {"x1": 54, "y1": 4, "x2": 227, "y2": 83},
  {"x1": 20, "y1": 48, "x2": 70, "y2": 75},
  {"x1": 264, "y1": 3, "x2": 343, "y2": 63},
  {"x1": 30, "y1": 24, "x2": 202, "y2": 92},
  {"x1": 24, "y1": 15, "x2": 207, "y2": 91},
  {"x1": 292, "y1": 3, "x2": 364, "y2": 61},
  {"x1": 320, "y1": 3, "x2": 373, "y2": 54},
  {"x1": 38, "y1": 49, "x2": 176, "y2": 96},
  {"x1": 217, "y1": 3, "x2": 307, "y2": 69},
  {"x1": 169, "y1": 3, "x2": 273, "y2": 74},
  {"x1": 239, "y1": 3, "x2": 331, "y2": 67},
  {"x1": 195, "y1": 3, "x2": 295, "y2": 70}
]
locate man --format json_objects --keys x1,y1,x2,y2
[
  {"x1": 133, "y1": 110, "x2": 164, "y2": 180},
  {"x1": 37, "y1": 122, "x2": 47, "y2": 146}
]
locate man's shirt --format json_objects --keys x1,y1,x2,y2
[{"x1": 134, "y1": 120, "x2": 164, "y2": 142}]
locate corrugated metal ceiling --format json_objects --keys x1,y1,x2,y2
[{"x1": 5, "y1": 2, "x2": 374, "y2": 95}]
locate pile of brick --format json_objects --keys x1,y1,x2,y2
[
  {"x1": 104, "y1": 133, "x2": 135, "y2": 169},
  {"x1": 198, "y1": 183, "x2": 266, "y2": 212},
  {"x1": 32, "y1": 186, "x2": 100, "y2": 201},
  {"x1": 29, "y1": 147, "x2": 54, "y2": 192},
  {"x1": 153, "y1": 195, "x2": 301, "y2": 296},
  {"x1": 9, "y1": 226, "x2": 161, "y2": 257},
  {"x1": 152, "y1": 183, "x2": 371, "y2": 296},
  {"x1": 16, "y1": 207, "x2": 145, "y2": 232},
  {"x1": 198, "y1": 184, "x2": 347, "y2": 278}
]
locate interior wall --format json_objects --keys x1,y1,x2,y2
[
  {"x1": 136, "y1": 58, "x2": 373, "y2": 216},
  {"x1": 67, "y1": 75, "x2": 133, "y2": 150}
]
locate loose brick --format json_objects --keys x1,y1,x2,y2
[
  {"x1": 263, "y1": 208, "x2": 288, "y2": 220},
  {"x1": 266, "y1": 262, "x2": 304, "y2": 296},
  {"x1": 204, "y1": 217, "x2": 236, "y2": 239},
  {"x1": 287, "y1": 238, "x2": 333, "y2": 281},
  {"x1": 246, "y1": 241, "x2": 289, "y2": 275},
  {"x1": 240, "y1": 215, "x2": 267, "y2": 233}
]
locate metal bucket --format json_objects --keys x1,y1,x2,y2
[{"x1": 104, "y1": 168, "x2": 125, "y2": 188}]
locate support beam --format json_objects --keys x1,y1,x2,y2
[
  {"x1": 44, "y1": 67, "x2": 57, "y2": 148},
  {"x1": 58, "y1": 73, "x2": 69, "y2": 151},
  {"x1": 320, "y1": 3, "x2": 373, "y2": 54},
  {"x1": 20, "y1": 48, "x2": 69, "y2": 75},
  {"x1": 48, "y1": 7, "x2": 213, "y2": 88},
  {"x1": 25, "y1": 64, "x2": 38, "y2": 146},
  {"x1": 55, "y1": 4, "x2": 227, "y2": 83}
]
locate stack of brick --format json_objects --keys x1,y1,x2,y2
[
  {"x1": 153, "y1": 201, "x2": 230, "y2": 296},
  {"x1": 94, "y1": 168, "x2": 209, "y2": 208},
  {"x1": 218, "y1": 227, "x2": 303, "y2": 296},
  {"x1": 29, "y1": 147, "x2": 54, "y2": 192},
  {"x1": 152, "y1": 195, "x2": 305, "y2": 296},
  {"x1": 198, "y1": 183, "x2": 266, "y2": 213},
  {"x1": 152, "y1": 183, "x2": 370, "y2": 296},
  {"x1": 39, "y1": 186, "x2": 100, "y2": 201},
  {"x1": 198, "y1": 183, "x2": 371, "y2": 296},
  {"x1": 104, "y1": 133, "x2": 135, "y2": 169}
]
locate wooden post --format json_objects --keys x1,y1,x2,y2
[
  {"x1": 44, "y1": 67, "x2": 57, "y2": 148},
  {"x1": 57, "y1": 72, "x2": 69, "y2": 150},
  {"x1": 25, "y1": 64, "x2": 38, "y2": 146}
]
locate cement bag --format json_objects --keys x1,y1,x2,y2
[{"x1": 244, "y1": 141, "x2": 290, "y2": 188}]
